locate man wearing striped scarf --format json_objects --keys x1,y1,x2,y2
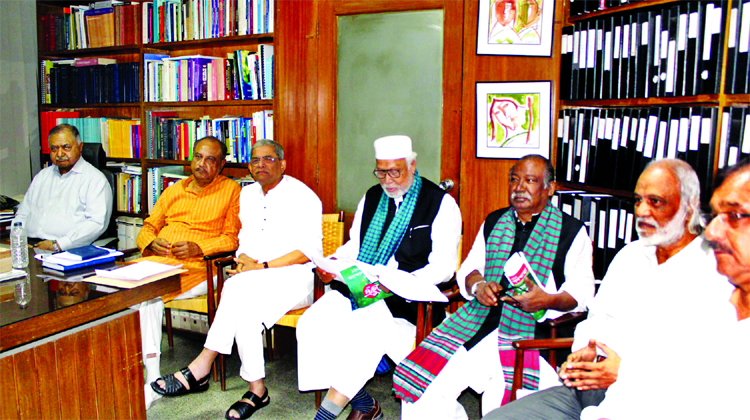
[
  {"x1": 298, "y1": 135, "x2": 462, "y2": 420},
  {"x1": 396, "y1": 154, "x2": 595, "y2": 419}
]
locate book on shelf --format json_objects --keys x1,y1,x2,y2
[
  {"x1": 42, "y1": 2, "x2": 139, "y2": 51},
  {"x1": 43, "y1": 60, "x2": 140, "y2": 104},
  {"x1": 40, "y1": 110, "x2": 79, "y2": 154},
  {"x1": 117, "y1": 171, "x2": 142, "y2": 213},
  {"x1": 55, "y1": 117, "x2": 141, "y2": 158}
]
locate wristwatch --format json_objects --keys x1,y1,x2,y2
[
  {"x1": 470, "y1": 280, "x2": 486, "y2": 297},
  {"x1": 262, "y1": 262, "x2": 269, "y2": 269},
  {"x1": 52, "y1": 241, "x2": 61, "y2": 252}
]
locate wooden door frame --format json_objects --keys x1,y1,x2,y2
[{"x1": 316, "y1": 0, "x2": 464, "y2": 213}]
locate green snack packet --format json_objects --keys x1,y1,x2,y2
[{"x1": 340, "y1": 265, "x2": 393, "y2": 308}]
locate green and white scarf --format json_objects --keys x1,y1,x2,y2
[{"x1": 394, "y1": 204, "x2": 563, "y2": 404}]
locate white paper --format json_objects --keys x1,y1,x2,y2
[
  {"x1": 310, "y1": 255, "x2": 447, "y2": 303},
  {"x1": 95, "y1": 260, "x2": 183, "y2": 281},
  {"x1": 0, "y1": 269, "x2": 26, "y2": 282}
]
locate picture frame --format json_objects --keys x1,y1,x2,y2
[
  {"x1": 476, "y1": 81, "x2": 551, "y2": 159},
  {"x1": 476, "y1": 0, "x2": 555, "y2": 56}
]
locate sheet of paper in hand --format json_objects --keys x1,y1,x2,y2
[{"x1": 504, "y1": 251, "x2": 547, "y2": 321}]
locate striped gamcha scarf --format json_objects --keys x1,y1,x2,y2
[
  {"x1": 394, "y1": 204, "x2": 562, "y2": 404},
  {"x1": 357, "y1": 172, "x2": 422, "y2": 267}
]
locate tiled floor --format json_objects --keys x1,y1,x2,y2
[{"x1": 147, "y1": 330, "x2": 482, "y2": 419}]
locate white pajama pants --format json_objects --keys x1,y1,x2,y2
[
  {"x1": 296, "y1": 291, "x2": 416, "y2": 399},
  {"x1": 204, "y1": 264, "x2": 314, "y2": 383},
  {"x1": 401, "y1": 328, "x2": 560, "y2": 420}
]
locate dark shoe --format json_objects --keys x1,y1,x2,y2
[
  {"x1": 225, "y1": 388, "x2": 270, "y2": 419},
  {"x1": 346, "y1": 399, "x2": 383, "y2": 420},
  {"x1": 150, "y1": 367, "x2": 209, "y2": 397}
]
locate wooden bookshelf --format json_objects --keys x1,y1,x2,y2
[{"x1": 34, "y1": 0, "x2": 312, "y2": 219}]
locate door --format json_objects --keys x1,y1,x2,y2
[{"x1": 316, "y1": 0, "x2": 464, "y2": 214}]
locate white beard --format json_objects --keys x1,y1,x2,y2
[{"x1": 636, "y1": 204, "x2": 688, "y2": 246}]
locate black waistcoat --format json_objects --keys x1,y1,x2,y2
[
  {"x1": 463, "y1": 207, "x2": 585, "y2": 350},
  {"x1": 332, "y1": 178, "x2": 447, "y2": 327}
]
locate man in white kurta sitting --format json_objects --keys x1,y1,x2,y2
[
  {"x1": 151, "y1": 140, "x2": 323, "y2": 420},
  {"x1": 394, "y1": 154, "x2": 595, "y2": 419},
  {"x1": 297, "y1": 135, "x2": 462, "y2": 420},
  {"x1": 570, "y1": 158, "x2": 750, "y2": 420},
  {"x1": 13, "y1": 124, "x2": 112, "y2": 251},
  {"x1": 484, "y1": 158, "x2": 731, "y2": 419}
]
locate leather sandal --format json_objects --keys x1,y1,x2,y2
[
  {"x1": 150, "y1": 367, "x2": 210, "y2": 397},
  {"x1": 225, "y1": 388, "x2": 270, "y2": 419}
]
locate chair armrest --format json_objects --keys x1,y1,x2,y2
[
  {"x1": 545, "y1": 312, "x2": 587, "y2": 329},
  {"x1": 512, "y1": 337, "x2": 574, "y2": 351},
  {"x1": 313, "y1": 269, "x2": 326, "y2": 302},
  {"x1": 204, "y1": 249, "x2": 237, "y2": 261},
  {"x1": 213, "y1": 256, "x2": 237, "y2": 269}
]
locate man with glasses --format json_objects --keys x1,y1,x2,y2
[
  {"x1": 13, "y1": 124, "x2": 112, "y2": 251},
  {"x1": 483, "y1": 158, "x2": 733, "y2": 420},
  {"x1": 396, "y1": 154, "x2": 595, "y2": 419},
  {"x1": 151, "y1": 139, "x2": 323, "y2": 420},
  {"x1": 298, "y1": 135, "x2": 461, "y2": 420}
]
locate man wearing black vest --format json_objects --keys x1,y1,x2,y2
[
  {"x1": 297, "y1": 135, "x2": 462, "y2": 420},
  {"x1": 395, "y1": 155, "x2": 595, "y2": 419}
]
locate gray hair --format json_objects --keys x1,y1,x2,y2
[
  {"x1": 513, "y1": 154, "x2": 555, "y2": 188},
  {"x1": 646, "y1": 159, "x2": 704, "y2": 234},
  {"x1": 405, "y1": 152, "x2": 418, "y2": 166},
  {"x1": 49, "y1": 124, "x2": 82, "y2": 144},
  {"x1": 252, "y1": 139, "x2": 284, "y2": 160}
]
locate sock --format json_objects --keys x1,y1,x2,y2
[
  {"x1": 350, "y1": 388, "x2": 374, "y2": 413},
  {"x1": 314, "y1": 398, "x2": 344, "y2": 420}
]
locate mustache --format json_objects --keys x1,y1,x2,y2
[
  {"x1": 635, "y1": 217, "x2": 659, "y2": 229},
  {"x1": 511, "y1": 191, "x2": 532, "y2": 200},
  {"x1": 709, "y1": 240, "x2": 732, "y2": 254}
]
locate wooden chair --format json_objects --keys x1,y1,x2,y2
[
  {"x1": 415, "y1": 235, "x2": 464, "y2": 344},
  {"x1": 211, "y1": 211, "x2": 346, "y2": 391},
  {"x1": 509, "y1": 311, "x2": 588, "y2": 402}
]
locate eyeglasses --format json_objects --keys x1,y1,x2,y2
[
  {"x1": 250, "y1": 156, "x2": 278, "y2": 166},
  {"x1": 373, "y1": 168, "x2": 404, "y2": 179},
  {"x1": 50, "y1": 144, "x2": 74, "y2": 152},
  {"x1": 705, "y1": 212, "x2": 750, "y2": 228}
]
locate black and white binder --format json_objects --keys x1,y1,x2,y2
[
  {"x1": 602, "y1": 17, "x2": 614, "y2": 99},
  {"x1": 675, "y1": 4, "x2": 688, "y2": 96},
  {"x1": 734, "y1": 1, "x2": 750, "y2": 94},
  {"x1": 612, "y1": 16, "x2": 623, "y2": 100},
  {"x1": 561, "y1": 26, "x2": 574, "y2": 100},
  {"x1": 684, "y1": 1, "x2": 703, "y2": 97},
  {"x1": 572, "y1": 22, "x2": 582, "y2": 100},
  {"x1": 649, "y1": 11, "x2": 663, "y2": 98},
  {"x1": 636, "y1": 11, "x2": 652, "y2": 98},
  {"x1": 628, "y1": 16, "x2": 640, "y2": 99},
  {"x1": 665, "y1": 5, "x2": 680, "y2": 97},
  {"x1": 620, "y1": 15, "x2": 632, "y2": 99}
]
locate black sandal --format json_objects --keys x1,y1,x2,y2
[
  {"x1": 150, "y1": 367, "x2": 210, "y2": 397},
  {"x1": 225, "y1": 388, "x2": 270, "y2": 419}
]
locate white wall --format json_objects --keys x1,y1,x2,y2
[{"x1": 0, "y1": 0, "x2": 39, "y2": 197}]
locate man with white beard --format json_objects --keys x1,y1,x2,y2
[{"x1": 484, "y1": 158, "x2": 732, "y2": 420}]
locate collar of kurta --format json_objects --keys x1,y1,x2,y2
[
  {"x1": 184, "y1": 174, "x2": 226, "y2": 195},
  {"x1": 54, "y1": 157, "x2": 87, "y2": 177}
]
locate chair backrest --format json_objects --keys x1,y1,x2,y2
[
  {"x1": 80, "y1": 142, "x2": 117, "y2": 243},
  {"x1": 322, "y1": 211, "x2": 345, "y2": 257}
]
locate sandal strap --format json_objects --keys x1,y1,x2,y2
[
  {"x1": 162, "y1": 372, "x2": 188, "y2": 395},
  {"x1": 225, "y1": 389, "x2": 269, "y2": 420},
  {"x1": 180, "y1": 367, "x2": 200, "y2": 390},
  {"x1": 241, "y1": 389, "x2": 269, "y2": 408}
]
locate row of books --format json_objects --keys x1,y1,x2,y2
[
  {"x1": 41, "y1": 1, "x2": 140, "y2": 51},
  {"x1": 145, "y1": 110, "x2": 272, "y2": 161},
  {"x1": 115, "y1": 215, "x2": 144, "y2": 250},
  {"x1": 55, "y1": 116, "x2": 142, "y2": 159},
  {"x1": 42, "y1": 59, "x2": 141, "y2": 104},
  {"x1": 556, "y1": 105, "x2": 718, "y2": 203},
  {"x1": 569, "y1": 0, "x2": 648, "y2": 18},
  {"x1": 144, "y1": 0, "x2": 274, "y2": 44},
  {"x1": 551, "y1": 190, "x2": 636, "y2": 280},
  {"x1": 117, "y1": 165, "x2": 144, "y2": 213},
  {"x1": 143, "y1": 47, "x2": 273, "y2": 102},
  {"x1": 561, "y1": 1, "x2": 727, "y2": 100},
  {"x1": 718, "y1": 106, "x2": 750, "y2": 171},
  {"x1": 726, "y1": 0, "x2": 750, "y2": 95}
]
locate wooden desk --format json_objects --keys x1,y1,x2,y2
[{"x1": 0, "y1": 253, "x2": 180, "y2": 419}]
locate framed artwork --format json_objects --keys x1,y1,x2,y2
[
  {"x1": 476, "y1": 81, "x2": 551, "y2": 159},
  {"x1": 476, "y1": 0, "x2": 555, "y2": 56}
]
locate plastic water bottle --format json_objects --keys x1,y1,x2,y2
[{"x1": 11, "y1": 221, "x2": 28, "y2": 269}]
